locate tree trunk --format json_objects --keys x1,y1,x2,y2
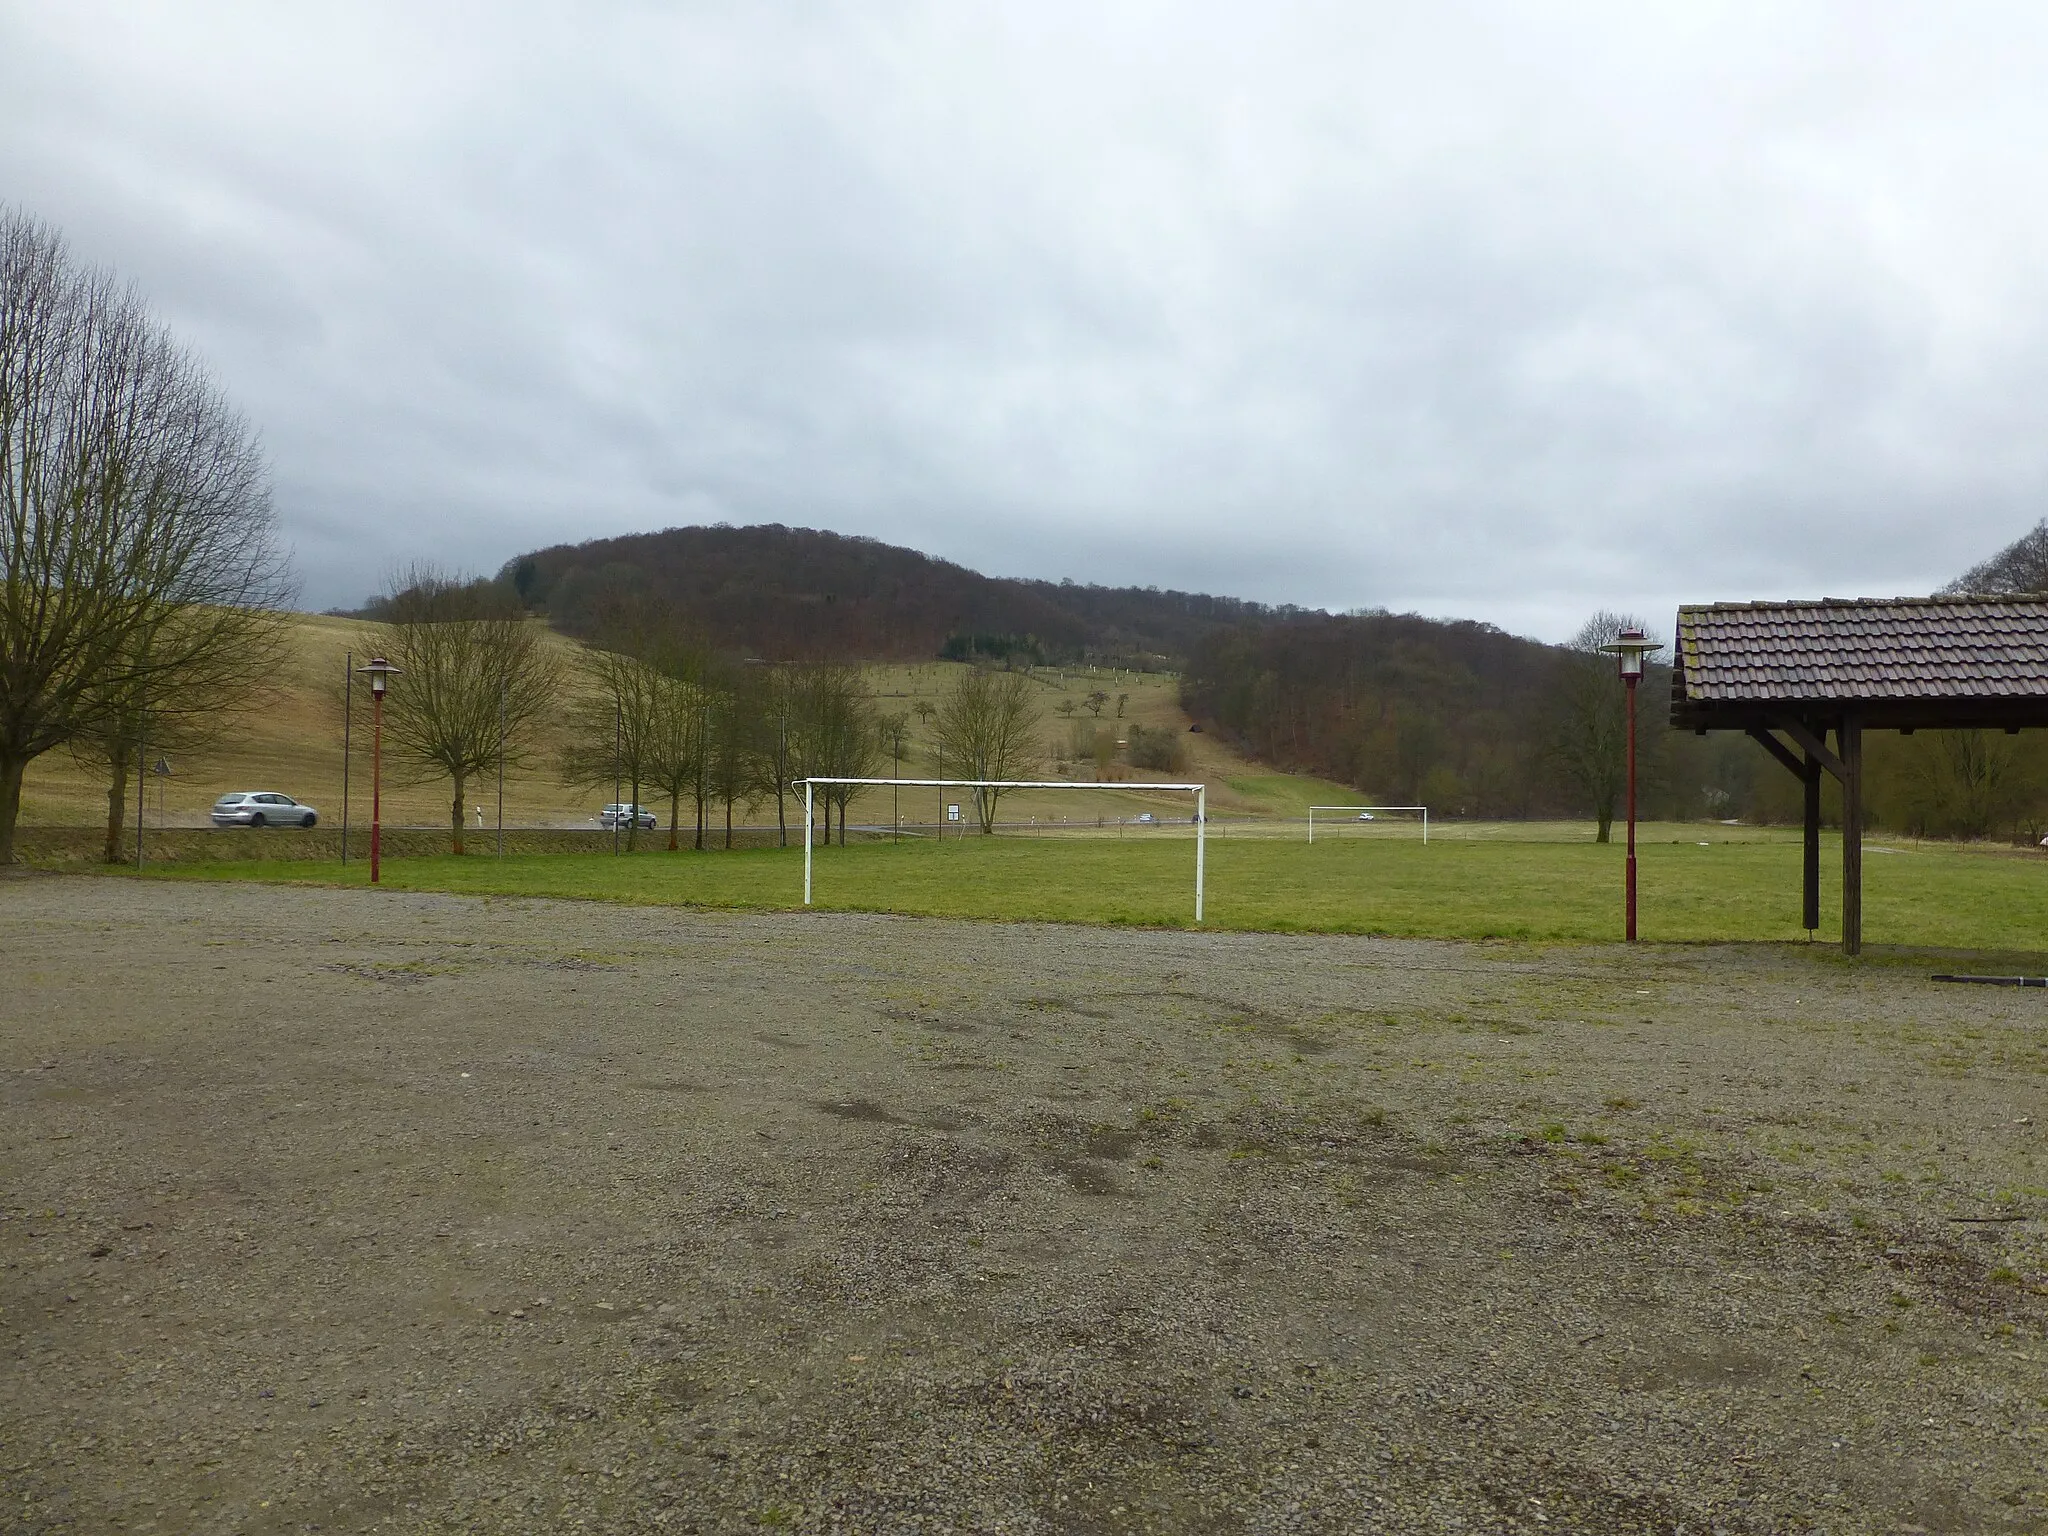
[
  {"x1": 694, "y1": 779, "x2": 706, "y2": 851},
  {"x1": 628, "y1": 775, "x2": 641, "y2": 851},
  {"x1": 451, "y1": 769, "x2": 467, "y2": 854},
  {"x1": 0, "y1": 754, "x2": 25, "y2": 866},
  {"x1": 667, "y1": 798, "x2": 680, "y2": 852},
  {"x1": 724, "y1": 795, "x2": 733, "y2": 850},
  {"x1": 776, "y1": 783, "x2": 787, "y2": 847},
  {"x1": 1595, "y1": 810, "x2": 1613, "y2": 844},
  {"x1": 837, "y1": 797, "x2": 847, "y2": 846},
  {"x1": 103, "y1": 747, "x2": 132, "y2": 864}
]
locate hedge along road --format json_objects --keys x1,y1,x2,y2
[{"x1": 131, "y1": 826, "x2": 2048, "y2": 953}]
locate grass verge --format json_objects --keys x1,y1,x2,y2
[{"x1": 126, "y1": 829, "x2": 2048, "y2": 952}]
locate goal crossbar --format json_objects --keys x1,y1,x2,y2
[
  {"x1": 1307, "y1": 804, "x2": 1429, "y2": 844},
  {"x1": 793, "y1": 777, "x2": 1209, "y2": 922}
]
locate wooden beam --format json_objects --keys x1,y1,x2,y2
[
  {"x1": 1780, "y1": 718, "x2": 1848, "y2": 783},
  {"x1": 1747, "y1": 727, "x2": 1805, "y2": 779},
  {"x1": 1803, "y1": 754, "x2": 1821, "y2": 933},
  {"x1": 1677, "y1": 699, "x2": 2048, "y2": 734},
  {"x1": 1841, "y1": 716, "x2": 1863, "y2": 956}
]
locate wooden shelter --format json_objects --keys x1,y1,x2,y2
[{"x1": 1671, "y1": 596, "x2": 2048, "y2": 953}]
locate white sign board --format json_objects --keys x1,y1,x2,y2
[{"x1": 947, "y1": 804, "x2": 961, "y2": 821}]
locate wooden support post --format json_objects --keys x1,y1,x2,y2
[
  {"x1": 1840, "y1": 716, "x2": 1862, "y2": 955},
  {"x1": 1802, "y1": 753, "x2": 1821, "y2": 934}
]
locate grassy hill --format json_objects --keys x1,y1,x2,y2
[{"x1": 17, "y1": 613, "x2": 1346, "y2": 842}]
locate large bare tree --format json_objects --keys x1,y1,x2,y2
[
  {"x1": 67, "y1": 618, "x2": 279, "y2": 863},
  {"x1": 365, "y1": 568, "x2": 560, "y2": 854},
  {"x1": 930, "y1": 666, "x2": 1043, "y2": 832},
  {"x1": 1549, "y1": 611, "x2": 1651, "y2": 843},
  {"x1": 0, "y1": 209, "x2": 291, "y2": 863}
]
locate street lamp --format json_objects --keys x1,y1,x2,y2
[
  {"x1": 355, "y1": 657, "x2": 402, "y2": 883},
  {"x1": 1597, "y1": 626, "x2": 1663, "y2": 941}
]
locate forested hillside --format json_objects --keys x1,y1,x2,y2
[
  {"x1": 1179, "y1": 519, "x2": 2048, "y2": 842},
  {"x1": 1181, "y1": 613, "x2": 1565, "y2": 817},
  {"x1": 502, "y1": 523, "x2": 1294, "y2": 665},
  {"x1": 1177, "y1": 612, "x2": 1756, "y2": 824},
  {"x1": 489, "y1": 518, "x2": 2048, "y2": 841}
]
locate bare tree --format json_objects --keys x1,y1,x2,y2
[
  {"x1": 560, "y1": 643, "x2": 667, "y2": 851},
  {"x1": 641, "y1": 670, "x2": 708, "y2": 852},
  {"x1": 366, "y1": 567, "x2": 560, "y2": 854},
  {"x1": 0, "y1": 209, "x2": 291, "y2": 863},
  {"x1": 705, "y1": 678, "x2": 763, "y2": 849},
  {"x1": 877, "y1": 710, "x2": 911, "y2": 838},
  {"x1": 797, "y1": 664, "x2": 879, "y2": 845},
  {"x1": 931, "y1": 667, "x2": 1044, "y2": 832},
  {"x1": 753, "y1": 664, "x2": 802, "y2": 846},
  {"x1": 1549, "y1": 611, "x2": 1649, "y2": 843},
  {"x1": 67, "y1": 622, "x2": 277, "y2": 862},
  {"x1": 1942, "y1": 520, "x2": 2048, "y2": 596},
  {"x1": 1892, "y1": 729, "x2": 2044, "y2": 840}
]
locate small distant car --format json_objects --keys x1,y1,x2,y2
[
  {"x1": 212, "y1": 791, "x2": 318, "y2": 828},
  {"x1": 1357, "y1": 812, "x2": 1375, "y2": 821},
  {"x1": 598, "y1": 803, "x2": 657, "y2": 830},
  {"x1": 1135, "y1": 813, "x2": 1156, "y2": 824}
]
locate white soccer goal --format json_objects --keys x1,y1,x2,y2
[
  {"x1": 794, "y1": 777, "x2": 1211, "y2": 922},
  {"x1": 1307, "y1": 805, "x2": 1429, "y2": 844}
]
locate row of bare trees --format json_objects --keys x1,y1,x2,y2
[
  {"x1": 1, "y1": 209, "x2": 292, "y2": 864},
  {"x1": 557, "y1": 641, "x2": 883, "y2": 850},
  {"x1": 354, "y1": 569, "x2": 1056, "y2": 852}
]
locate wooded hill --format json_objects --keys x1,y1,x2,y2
[
  {"x1": 501, "y1": 523, "x2": 1298, "y2": 665},
  {"x1": 1182, "y1": 612, "x2": 1589, "y2": 819},
  {"x1": 497, "y1": 523, "x2": 1668, "y2": 822},
  {"x1": 489, "y1": 519, "x2": 2048, "y2": 841}
]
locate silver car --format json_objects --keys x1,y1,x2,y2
[
  {"x1": 598, "y1": 803, "x2": 657, "y2": 830},
  {"x1": 212, "y1": 791, "x2": 319, "y2": 828}
]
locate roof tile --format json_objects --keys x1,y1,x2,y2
[{"x1": 1674, "y1": 596, "x2": 2048, "y2": 703}]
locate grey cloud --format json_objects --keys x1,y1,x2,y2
[{"x1": 5, "y1": 1, "x2": 2046, "y2": 639}]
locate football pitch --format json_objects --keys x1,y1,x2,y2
[{"x1": 140, "y1": 821, "x2": 2048, "y2": 956}]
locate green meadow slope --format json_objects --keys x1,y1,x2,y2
[{"x1": 17, "y1": 615, "x2": 1342, "y2": 835}]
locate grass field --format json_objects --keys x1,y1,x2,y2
[{"x1": 135, "y1": 820, "x2": 2048, "y2": 954}]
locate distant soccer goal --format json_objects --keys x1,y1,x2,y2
[
  {"x1": 794, "y1": 777, "x2": 1211, "y2": 922},
  {"x1": 1307, "y1": 805, "x2": 1429, "y2": 844}
]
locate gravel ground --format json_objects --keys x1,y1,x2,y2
[{"x1": 2, "y1": 875, "x2": 2044, "y2": 1535}]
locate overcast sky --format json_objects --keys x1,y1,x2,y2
[{"x1": 5, "y1": 3, "x2": 2046, "y2": 639}]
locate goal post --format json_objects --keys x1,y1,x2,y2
[
  {"x1": 794, "y1": 777, "x2": 1210, "y2": 923},
  {"x1": 1307, "y1": 805, "x2": 1429, "y2": 844}
]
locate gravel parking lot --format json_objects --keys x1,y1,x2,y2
[{"x1": 2, "y1": 876, "x2": 2044, "y2": 1534}]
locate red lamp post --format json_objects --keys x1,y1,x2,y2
[
  {"x1": 355, "y1": 657, "x2": 401, "y2": 883},
  {"x1": 1599, "y1": 627, "x2": 1663, "y2": 941}
]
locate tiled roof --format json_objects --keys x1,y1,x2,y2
[{"x1": 1674, "y1": 596, "x2": 2048, "y2": 703}]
